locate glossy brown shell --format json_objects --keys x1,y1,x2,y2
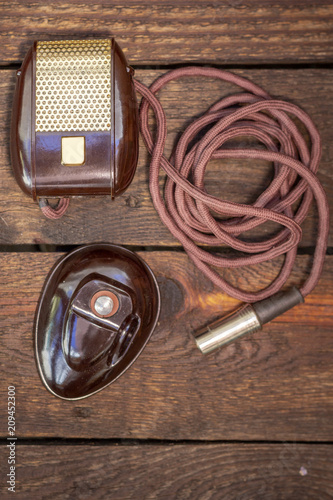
[
  {"x1": 10, "y1": 39, "x2": 138, "y2": 200},
  {"x1": 34, "y1": 244, "x2": 160, "y2": 400}
]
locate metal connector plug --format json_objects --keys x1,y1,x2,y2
[
  {"x1": 194, "y1": 304, "x2": 261, "y2": 354},
  {"x1": 194, "y1": 287, "x2": 304, "y2": 354}
]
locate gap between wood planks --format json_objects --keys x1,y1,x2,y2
[
  {"x1": 1, "y1": 438, "x2": 333, "y2": 446},
  {"x1": 0, "y1": 245, "x2": 331, "y2": 256}
]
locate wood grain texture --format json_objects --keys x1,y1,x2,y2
[
  {"x1": 0, "y1": 2, "x2": 332, "y2": 497},
  {"x1": 0, "y1": 68, "x2": 332, "y2": 246},
  {"x1": 0, "y1": 443, "x2": 332, "y2": 499},
  {"x1": 0, "y1": 252, "x2": 332, "y2": 441},
  {"x1": 0, "y1": 1, "x2": 333, "y2": 65}
]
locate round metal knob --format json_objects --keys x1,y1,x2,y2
[
  {"x1": 91, "y1": 290, "x2": 119, "y2": 318},
  {"x1": 94, "y1": 295, "x2": 114, "y2": 316}
]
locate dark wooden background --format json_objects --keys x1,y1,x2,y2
[{"x1": 0, "y1": 1, "x2": 332, "y2": 499}]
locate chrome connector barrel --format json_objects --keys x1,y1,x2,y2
[
  {"x1": 194, "y1": 304, "x2": 261, "y2": 354},
  {"x1": 193, "y1": 288, "x2": 304, "y2": 354}
]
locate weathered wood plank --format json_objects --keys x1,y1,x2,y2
[
  {"x1": 0, "y1": 68, "x2": 332, "y2": 246},
  {"x1": 0, "y1": 1, "x2": 333, "y2": 65},
  {"x1": 1, "y1": 443, "x2": 332, "y2": 499},
  {"x1": 0, "y1": 252, "x2": 332, "y2": 440}
]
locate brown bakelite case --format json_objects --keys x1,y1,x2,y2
[
  {"x1": 35, "y1": 244, "x2": 160, "y2": 400},
  {"x1": 11, "y1": 39, "x2": 138, "y2": 200}
]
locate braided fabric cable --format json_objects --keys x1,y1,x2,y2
[
  {"x1": 134, "y1": 68, "x2": 329, "y2": 302},
  {"x1": 39, "y1": 198, "x2": 70, "y2": 219}
]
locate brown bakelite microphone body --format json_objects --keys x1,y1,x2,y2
[
  {"x1": 11, "y1": 39, "x2": 138, "y2": 201},
  {"x1": 35, "y1": 244, "x2": 160, "y2": 400}
]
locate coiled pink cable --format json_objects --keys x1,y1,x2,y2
[
  {"x1": 135, "y1": 68, "x2": 329, "y2": 302},
  {"x1": 39, "y1": 198, "x2": 70, "y2": 219}
]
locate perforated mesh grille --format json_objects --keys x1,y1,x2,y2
[{"x1": 35, "y1": 40, "x2": 112, "y2": 132}]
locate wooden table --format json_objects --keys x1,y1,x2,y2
[{"x1": 0, "y1": 2, "x2": 332, "y2": 498}]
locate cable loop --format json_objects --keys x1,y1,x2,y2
[
  {"x1": 135, "y1": 68, "x2": 329, "y2": 302},
  {"x1": 39, "y1": 198, "x2": 70, "y2": 219}
]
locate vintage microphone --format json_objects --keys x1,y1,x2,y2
[{"x1": 11, "y1": 40, "x2": 329, "y2": 353}]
